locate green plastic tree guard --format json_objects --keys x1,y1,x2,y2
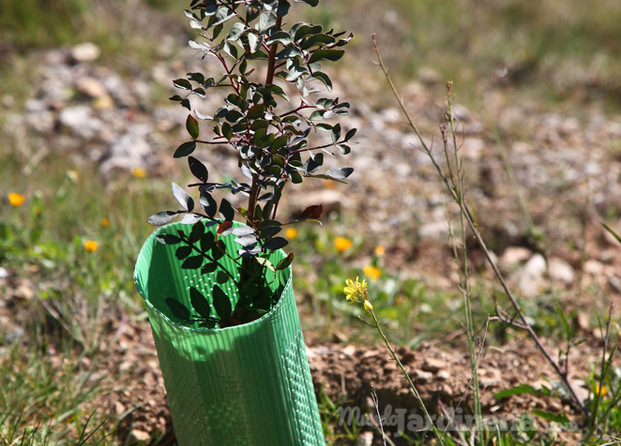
[{"x1": 134, "y1": 222, "x2": 325, "y2": 446}]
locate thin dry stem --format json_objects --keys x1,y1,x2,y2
[{"x1": 372, "y1": 34, "x2": 587, "y2": 414}]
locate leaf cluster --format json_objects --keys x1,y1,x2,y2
[{"x1": 149, "y1": 0, "x2": 356, "y2": 325}]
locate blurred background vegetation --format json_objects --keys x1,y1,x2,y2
[{"x1": 2, "y1": 0, "x2": 620, "y2": 107}]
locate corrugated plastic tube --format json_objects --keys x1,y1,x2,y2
[{"x1": 134, "y1": 222, "x2": 325, "y2": 446}]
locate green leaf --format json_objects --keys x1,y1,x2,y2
[
  {"x1": 190, "y1": 286, "x2": 211, "y2": 319},
  {"x1": 172, "y1": 182, "x2": 194, "y2": 211},
  {"x1": 344, "y1": 127, "x2": 357, "y2": 141},
  {"x1": 494, "y1": 384, "x2": 541, "y2": 399},
  {"x1": 337, "y1": 144, "x2": 351, "y2": 155},
  {"x1": 219, "y1": 199, "x2": 235, "y2": 221},
  {"x1": 175, "y1": 246, "x2": 192, "y2": 260},
  {"x1": 200, "y1": 191, "x2": 217, "y2": 218},
  {"x1": 173, "y1": 78, "x2": 192, "y2": 90},
  {"x1": 147, "y1": 211, "x2": 179, "y2": 226},
  {"x1": 530, "y1": 410, "x2": 569, "y2": 424},
  {"x1": 212, "y1": 6, "x2": 235, "y2": 26},
  {"x1": 156, "y1": 233, "x2": 182, "y2": 245},
  {"x1": 186, "y1": 114, "x2": 200, "y2": 139},
  {"x1": 603, "y1": 223, "x2": 621, "y2": 244},
  {"x1": 258, "y1": 11, "x2": 277, "y2": 33},
  {"x1": 276, "y1": 252, "x2": 295, "y2": 270},
  {"x1": 264, "y1": 237, "x2": 288, "y2": 250},
  {"x1": 308, "y1": 49, "x2": 344, "y2": 64},
  {"x1": 182, "y1": 255, "x2": 204, "y2": 269},
  {"x1": 165, "y1": 298, "x2": 190, "y2": 321},
  {"x1": 331, "y1": 123, "x2": 341, "y2": 142},
  {"x1": 174, "y1": 141, "x2": 197, "y2": 158},
  {"x1": 212, "y1": 285, "x2": 232, "y2": 321},
  {"x1": 188, "y1": 156, "x2": 208, "y2": 183},
  {"x1": 276, "y1": 0, "x2": 290, "y2": 16},
  {"x1": 227, "y1": 22, "x2": 246, "y2": 41},
  {"x1": 325, "y1": 167, "x2": 353, "y2": 180},
  {"x1": 216, "y1": 270, "x2": 229, "y2": 284},
  {"x1": 312, "y1": 71, "x2": 332, "y2": 91}
]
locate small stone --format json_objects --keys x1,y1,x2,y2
[
  {"x1": 422, "y1": 357, "x2": 445, "y2": 373},
  {"x1": 355, "y1": 431, "x2": 374, "y2": 446},
  {"x1": 608, "y1": 276, "x2": 621, "y2": 294},
  {"x1": 93, "y1": 94, "x2": 114, "y2": 109},
  {"x1": 115, "y1": 401, "x2": 126, "y2": 415},
  {"x1": 515, "y1": 253, "x2": 547, "y2": 297},
  {"x1": 584, "y1": 259, "x2": 604, "y2": 275},
  {"x1": 341, "y1": 345, "x2": 356, "y2": 358},
  {"x1": 129, "y1": 429, "x2": 150, "y2": 443},
  {"x1": 58, "y1": 105, "x2": 102, "y2": 139},
  {"x1": 76, "y1": 77, "x2": 108, "y2": 99},
  {"x1": 71, "y1": 42, "x2": 101, "y2": 63},
  {"x1": 414, "y1": 369, "x2": 433, "y2": 382},
  {"x1": 500, "y1": 247, "x2": 532, "y2": 270},
  {"x1": 573, "y1": 313, "x2": 590, "y2": 330},
  {"x1": 548, "y1": 257, "x2": 575, "y2": 284},
  {"x1": 0, "y1": 267, "x2": 8, "y2": 279},
  {"x1": 437, "y1": 370, "x2": 450, "y2": 380},
  {"x1": 13, "y1": 283, "x2": 34, "y2": 301}
]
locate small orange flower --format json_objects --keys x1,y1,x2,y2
[
  {"x1": 100, "y1": 218, "x2": 111, "y2": 227},
  {"x1": 131, "y1": 167, "x2": 147, "y2": 178},
  {"x1": 83, "y1": 240, "x2": 99, "y2": 252},
  {"x1": 374, "y1": 245, "x2": 386, "y2": 257},
  {"x1": 285, "y1": 227, "x2": 298, "y2": 239},
  {"x1": 334, "y1": 237, "x2": 353, "y2": 253},
  {"x1": 8, "y1": 193, "x2": 26, "y2": 207},
  {"x1": 363, "y1": 265, "x2": 382, "y2": 281}
]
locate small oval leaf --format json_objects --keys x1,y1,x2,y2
[
  {"x1": 186, "y1": 114, "x2": 200, "y2": 139},
  {"x1": 190, "y1": 286, "x2": 211, "y2": 319}
]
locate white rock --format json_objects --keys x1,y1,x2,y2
[
  {"x1": 129, "y1": 429, "x2": 150, "y2": 443},
  {"x1": 584, "y1": 259, "x2": 604, "y2": 275},
  {"x1": 515, "y1": 253, "x2": 546, "y2": 297},
  {"x1": 58, "y1": 105, "x2": 102, "y2": 139},
  {"x1": 548, "y1": 257, "x2": 575, "y2": 284},
  {"x1": 356, "y1": 431, "x2": 374, "y2": 446},
  {"x1": 76, "y1": 77, "x2": 108, "y2": 99},
  {"x1": 500, "y1": 246, "x2": 532, "y2": 270},
  {"x1": 71, "y1": 42, "x2": 101, "y2": 63},
  {"x1": 99, "y1": 125, "x2": 152, "y2": 178}
]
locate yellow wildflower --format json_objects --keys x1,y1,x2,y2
[
  {"x1": 334, "y1": 236, "x2": 353, "y2": 253},
  {"x1": 285, "y1": 227, "x2": 297, "y2": 239},
  {"x1": 595, "y1": 384, "x2": 608, "y2": 397},
  {"x1": 83, "y1": 240, "x2": 99, "y2": 252},
  {"x1": 344, "y1": 276, "x2": 367, "y2": 304},
  {"x1": 8, "y1": 193, "x2": 25, "y2": 207},
  {"x1": 131, "y1": 167, "x2": 147, "y2": 178},
  {"x1": 374, "y1": 245, "x2": 385, "y2": 256},
  {"x1": 363, "y1": 264, "x2": 382, "y2": 281},
  {"x1": 364, "y1": 300, "x2": 373, "y2": 312},
  {"x1": 100, "y1": 217, "x2": 111, "y2": 227}
]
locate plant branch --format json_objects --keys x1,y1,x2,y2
[{"x1": 372, "y1": 34, "x2": 587, "y2": 414}]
